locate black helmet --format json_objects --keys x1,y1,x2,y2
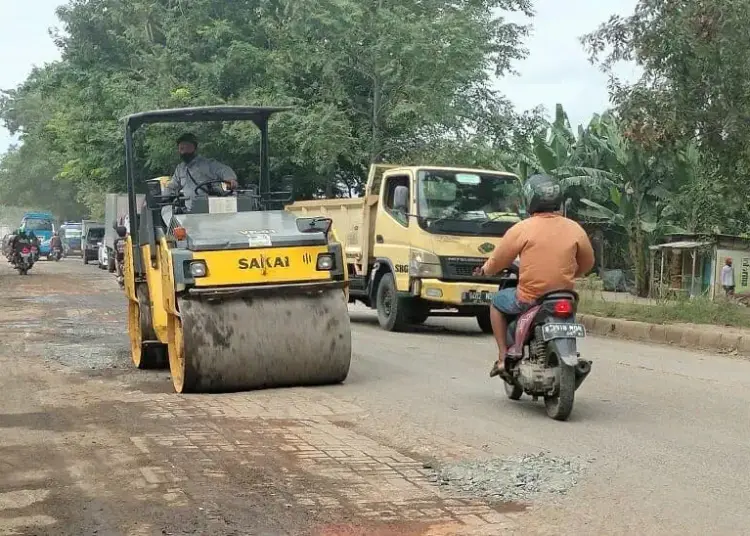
[
  {"x1": 523, "y1": 173, "x2": 563, "y2": 214},
  {"x1": 176, "y1": 132, "x2": 198, "y2": 146}
]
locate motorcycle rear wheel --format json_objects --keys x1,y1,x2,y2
[{"x1": 544, "y1": 361, "x2": 575, "y2": 421}]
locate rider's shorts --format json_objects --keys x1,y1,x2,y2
[{"x1": 491, "y1": 288, "x2": 527, "y2": 315}]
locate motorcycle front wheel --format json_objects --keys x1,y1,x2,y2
[{"x1": 544, "y1": 360, "x2": 575, "y2": 421}]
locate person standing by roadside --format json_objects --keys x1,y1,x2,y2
[{"x1": 721, "y1": 257, "x2": 735, "y2": 296}]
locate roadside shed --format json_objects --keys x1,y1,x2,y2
[{"x1": 649, "y1": 234, "x2": 750, "y2": 300}]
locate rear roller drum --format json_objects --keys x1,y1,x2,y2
[
  {"x1": 167, "y1": 288, "x2": 352, "y2": 393},
  {"x1": 128, "y1": 285, "x2": 167, "y2": 370}
]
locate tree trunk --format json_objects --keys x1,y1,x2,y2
[
  {"x1": 370, "y1": 78, "x2": 381, "y2": 163},
  {"x1": 628, "y1": 224, "x2": 649, "y2": 297}
]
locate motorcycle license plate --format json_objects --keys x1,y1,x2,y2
[
  {"x1": 541, "y1": 323, "x2": 586, "y2": 341},
  {"x1": 462, "y1": 290, "x2": 493, "y2": 304}
]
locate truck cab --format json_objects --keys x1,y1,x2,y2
[
  {"x1": 82, "y1": 220, "x2": 105, "y2": 264},
  {"x1": 61, "y1": 222, "x2": 83, "y2": 257},
  {"x1": 287, "y1": 164, "x2": 525, "y2": 332},
  {"x1": 21, "y1": 212, "x2": 55, "y2": 256}
]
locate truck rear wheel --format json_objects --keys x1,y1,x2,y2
[{"x1": 376, "y1": 273, "x2": 410, "y2": 332}]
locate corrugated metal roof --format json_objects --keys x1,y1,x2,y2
[{"x1": 649, "y1": 240, "x2": 711, "y2": 250}]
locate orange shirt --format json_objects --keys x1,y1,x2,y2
[{"x1": 482, "y1": 213, "x2": 595, "y2": 303}]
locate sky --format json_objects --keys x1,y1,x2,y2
[{"x1": 0, "y1": 0, "x2": 641, "y2": 152}]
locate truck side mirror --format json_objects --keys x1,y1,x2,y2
[{"x1": 394, "y1": 185, "x2": 409, "y2": 212}]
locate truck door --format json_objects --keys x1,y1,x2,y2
[{"x1": 374, "y1": 173, "x2": 412, "y2": 292}]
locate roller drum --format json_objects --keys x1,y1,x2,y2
[{"x1": 175, "y1": 288, "x2": 351, "y2": 392}]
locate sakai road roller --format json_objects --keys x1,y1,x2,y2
[{"x1": 121, "y1": 106, "x2": 352, "y2": 393}]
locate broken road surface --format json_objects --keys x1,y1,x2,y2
[{"x1": 1, "y1": 261, "x2": 749, "y2": 535}]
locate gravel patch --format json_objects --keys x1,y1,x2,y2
[{"x1": 426, "y1": 451, "x2": 588, "y2": 502}]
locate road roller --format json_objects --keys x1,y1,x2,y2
[{"x1": 121, "y1": 105, "x2": 352, "y2": 393}]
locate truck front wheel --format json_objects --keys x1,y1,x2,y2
[
  {"x1": 376, "y1": 273, "x2": 410, "y2": 332},
  {"x1": 477, "y1": 310, "x2": 494, "y2": 334}
]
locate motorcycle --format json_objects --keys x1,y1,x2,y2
[
  {"x1": 48, "y1": 245, "x2": 63, "y2": 261},
  {"x1": 497, "y1": 263, "x2": 591, "y2": 421},
  {"x1": 12, "y1": 240, "x2": 35, "y2": 275},
  {"x1": 113, "y1": 225, "x2": 128, "y2": 288}
]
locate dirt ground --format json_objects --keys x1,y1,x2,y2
[
  {"x1": 2, "y1": 258, "x2": 750, "y2": 536},
  {"x1": 0, "y1": 260, "x2": 534, "y2": 536}
]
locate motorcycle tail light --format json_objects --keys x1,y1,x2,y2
[
  {"x1": 553, "y1": 300, "x2": 573, "y2": 317},
  {"x1": 21, "y1": 247, "x2": 30, "y2": 254}
]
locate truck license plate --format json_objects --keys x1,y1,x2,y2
[
  {"x1": 462, "y1": 290, "x2": 493, "y2": 304},
  {"x1": 541, "y1": 323, "x2": 586, "y2": 341}
]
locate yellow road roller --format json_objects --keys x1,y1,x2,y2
[{"x1": 121, "y1": 106, "x2": 351, "y2": 393}]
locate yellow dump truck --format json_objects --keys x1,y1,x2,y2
[{"x1": 287, "y1": 164, "x2": 524, "y2": 332}]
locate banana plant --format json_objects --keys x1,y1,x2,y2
[
  {"x1": 572, "y1": 115, "x2": 687, "y2": 295},
  {"x1": 509, "y1": 104, "x2": 617, "y2": 200}
]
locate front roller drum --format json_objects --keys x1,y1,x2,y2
[{"x1": 167, "y1": 288, "x2": 352, "y2": 393}]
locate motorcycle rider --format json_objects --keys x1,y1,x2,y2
[
  {"x1": 11, "y1": 226, "x2": 36, "y2": 250},
  {"x1": 8, "y1": 226, "x2": 37, "y2": 263},
  {"x1": 50, "y1": 231, "x2": 62, "y2": 250},
  {"x1": 473, "y1": 174, "x2": 595, "y2": 378}
]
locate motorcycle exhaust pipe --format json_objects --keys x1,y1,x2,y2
[{"x1": 574, "y1": 360, "x2": 592, "y2": 390}]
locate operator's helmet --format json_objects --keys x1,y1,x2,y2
[{"x1": 523, "y1": 173, "x2": 563, "y2": 215}]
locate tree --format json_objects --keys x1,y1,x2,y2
[
  {"x1": 581, "y1": 0, "x2": 750, "y2": 234},
  {"x1": 0, "y1": 0, "x2": 535, "y2": 212}
]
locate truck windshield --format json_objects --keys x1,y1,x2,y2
[
  {"x1": 87, "y1": 229, "x2": 105, "y2": 241},
  {"x1": 416, "y1": 170, "x2": 524, "y2": 236},
  {"x1": 23, "y1": 219, "x2": 53, "y2": 232}
]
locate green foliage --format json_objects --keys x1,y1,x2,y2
[
  {"x1": 0, "y1": 0, "x2": 744, "y2": 308},
  {"x1": 0, "y1": 0, "x2": 534, "y2": 212},
  {"x1": 581, "y1": 0, "x2": 750, "y2": 234}
]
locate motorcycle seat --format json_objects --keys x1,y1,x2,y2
[{"x1": 535, "y1": 289, "x2": 579, "y2": 304}]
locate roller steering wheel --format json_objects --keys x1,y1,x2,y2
[{"x1": 194, "y1": 179, "x2": 234, "y2": 197}]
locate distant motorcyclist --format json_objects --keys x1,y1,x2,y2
[
  {"x1": 162, "y1": 133, "x2": 239, "y2": 211},
  {"x1": 473, "y1": 174, "x2": 595, "y2": 378},
  {"x1": 11, "y1": 227, "x2": 36, "y2": 249},
  {"x1": 50, "y1": 232, "x2": 62, "y2": 249}
]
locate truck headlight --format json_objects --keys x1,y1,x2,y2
[
  {"x1": 189, "y1": 260, "x2": 207, "y2": 277},
  {"x1": 409, "y1": 248, "x2": 442, "y2": 278},
  {"x1": 316, "y1": 253, "x2": 335, "y2": 270}
]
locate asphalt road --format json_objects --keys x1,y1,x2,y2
[{"x1": 0, "y1": 258, "x2": 748, "y2": 535}]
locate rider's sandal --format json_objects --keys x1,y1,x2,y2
[
  {"x1": 490, "y1": 358, "x2": 515, "y2": 383},
  {"x1": 489, "y1": 360, "x2": 504, "y2": 378}
]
